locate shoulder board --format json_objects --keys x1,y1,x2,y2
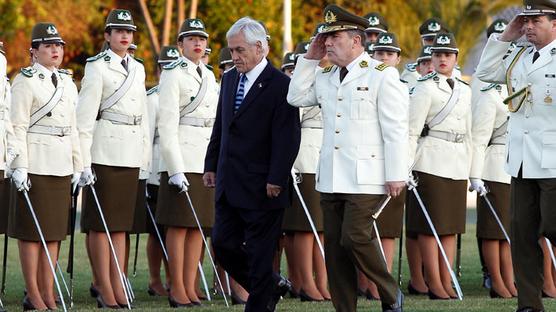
[
  {"x1": 133, "y1": 56, "x2": 144, "y2": 64},
  {"x1": 205, "y1": 64, "x2": 214, "y2": 71},
  {"x1": 375, "y1": 63, "x2": 389, "y2": 71},
  {"x1": 57, "y1": 69, "x2": 72, "y2": 76},
  {"x1": 456, "y1": 77, "x2": 469, "y2": 85},
  {"x1": 400, "y1": 79, "x2": 408, "y2": 84},
  {"x1": 516, "y1": 41, "x2": 532, "y2": 48},
  {"x1": 409, "y1": 86, "x2": 416, "y2": 95},
  {"x1": 480, "y1": 83, "x2": 498, "y2": 92},
  {"x1": 163, "y1": 58, "x2": 186, "y2": 70},
  {"x1": 86, "y1": 51, "x2": 108, "y2": 62},
  {"x1": 418, "y1": 72, "x2": 437, "y2": 81},
  {"x1": 404, "y1": 63, "x2": 417, "y2": 72},
  {"x1": 20, "y1": 67, "x2": 36, "y2": 77},
  {"x1": 147, "y1": 85, "x2": 159, "y2": 96},
  {"x1": 322, "y1": 65, "x2": 334, "y2": 73}
]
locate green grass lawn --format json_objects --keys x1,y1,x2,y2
[{"x1": 0, "y1": 223, "x2": 554, "y2": 311}]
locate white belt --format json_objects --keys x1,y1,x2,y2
[
  {"x1": 28, "y1": 125, "x2": 72, "y2": 137},
  {"x1": 301, "y1": 119, "x2": 322, "y2": 129},
  {"x1": 427, "y1": 130, "x2": 465, "y2": 143},
  {"x1": 489, "y1": 135, "x2": 506, "y2": 146},
  {"x1": 100, "y1": 111, "x2": 142, "y2": 125},
  {"x1": 179, "y1": 116, "x2": 215, "y2": 127}
]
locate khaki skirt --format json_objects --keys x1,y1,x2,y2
[
  {"x1": 0, "y1": 172, "x2": 10, "y2": 234},
  {"x1": 8, "y1": 174, "x2": 70, "y2": 242},
  {"x1": 81, "y1": 164, "x2": 139, "y2": 232},
  {"x1": 373, "y1": 189, "x2": 405, "y2": 238},
  {"x1": 130, "y1": 180, "x2": 148, "y2": 234},
  {"x1": 476, "y1": 181, "x2": 511, "y2": 240},
  {"x1": 406, "y1": 171, "x2": 467, "y2": 236},
  {"x1": 156, "y1": 173, "x2": 215, "y2": 229},
  {"x1": 283, "y1": 174, "x2": 324, "y2": 232}
]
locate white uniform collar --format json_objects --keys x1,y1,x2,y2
[
  {"x1": 33, "y1": 62, "x2": 59, "y2": 80},
  {"x1": 344, "y1": 52, "x2": 366, "y2": 71},
  {"x1": 107, "y1": 48, "x2": 130, "y2": 64},
  {"x1": 533, "y1": 39, "x2": 556, "y2": 56}
]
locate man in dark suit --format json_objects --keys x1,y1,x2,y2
[{"x1": 203, "y1": 17, "x2": 301, "y2": 312}]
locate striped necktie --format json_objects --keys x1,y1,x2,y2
[{"x1": 234, "y1": 74, "x2": 247, "y2": 113}]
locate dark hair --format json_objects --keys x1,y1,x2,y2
[
  {"x1": 31, "y1": 42, "x2": 40, "y2": 49},
  {"x1": 346, "y1": 29, "x2": 367, "y2": 46},
  {"x1": 547, "y1": 13, "x2": 556, "y2": 21}
]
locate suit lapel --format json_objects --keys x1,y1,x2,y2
[
  {"x1": 328, "y1": 67, "x2": 340, "y2": 88},
  {"x1": 108, "y1": 57, "x2": 128, "y2": 76},
  {"x1": 225, "y1": 69, "x2": 240, "y2": 121},
  {"x1": 233, "y1": 63, "x2": 273, "y2": 118},
  {"x1": 341, "y1": 61, "x2": 365, "y2": 85},
  {"x1": 186, "y1": 59, "x2": 202, "y2": 84}
]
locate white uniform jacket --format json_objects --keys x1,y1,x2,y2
[
  {"x1": 146, "y1": 85, "x2": 161, "y2": 185},
  {"x1": 0, "y1": 53, "x2": 14, "y2": 172},
  {"x1": 476, "y1": 35, "x2": 556, "y2": 179},
  {"x1": 157, "y1": 57, "x2": 219, "y2": 176},
  {"x1": 409, "y1": 72, "x2": 472, "y2": 180},
  {"x1": 76, "y1": 49, "x2": 150, "y2": 169},
  {"x1": 293, "y1": 106, "x2": 323, "y2": 174},
  {"x1": 288, "y1": 52, "x2": 409, "y2": 194},
  {"x1": 10, "y1": 64, "x2": 82, "y2": 176},
  {"x1": 470, "y1": 76, "x2": 511, "y2": 184}
]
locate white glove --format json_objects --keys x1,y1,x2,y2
[
  {"x1": 168, "y1": 173, "x2": 189, "y2": 193},
  {"x1": 139, "y1": 169, "x2": 150, "y2": 180},
  {"x1": 470, "y1": 178, "x2": 488, "y2": 196},
  {"x1": 71, "y1": 172, "x2": 81, "y2": 193},
  {"x1": 79, "y1": 167, "x2": 95, "y2": 186},
  {"x1": 407, "y1": 173, "x2": 417, "y2": 189},
  {"x1": 12, "y1": 168, "x2": 30, "y2": 192},
  {"x1": 5, "y1": 148, "x2": 17, "y2": 167}
]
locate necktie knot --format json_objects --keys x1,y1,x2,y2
[
  {"x1": 51, "y1": 73, "x2": 58, "y2": 88},
  {"x1": 533, "y1": 51, "x2": 540, "y2": 63},
  {"x1": 446, "y1": 78, "x2": 454, "y2": 90},
  {"x1": 340, "y1": 67, "x2": 348, "y2": 83}
]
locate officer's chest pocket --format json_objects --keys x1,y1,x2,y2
[
  {"x1": 350, "y1": 90, "x2": 374, "y2": 120},
  {"x1": 541, "y1": 132, "x2": 556, "y2": 168},
  {"x1": 355, "y1": 145, "x2": 385, "y2": 185}
]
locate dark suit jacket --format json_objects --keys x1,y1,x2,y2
[{"x1": 204, "y1": 61, "x2": 301, "y2": 210}]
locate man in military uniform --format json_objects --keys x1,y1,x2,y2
[
  {"x1": 476, "y1": 1, "x2": 556, "y2": 311},
  {"x1": 287, "y1": 4, "x2": 407, "y2": 312}
]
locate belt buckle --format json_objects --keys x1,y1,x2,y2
[
  {"x1": 455, "y1": 133, "x2": 464, "y2": 143},
  {"x1": 133, "y1": 115, "x2": 142, "y2": 125}
]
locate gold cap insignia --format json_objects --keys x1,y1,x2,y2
[{"x1": 325, "y1": 10, "x2": 337, "y2": 24}]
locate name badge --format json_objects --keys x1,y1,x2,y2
[{"x1": 357, "y1": 87, "x2": 369, "y2": 91}]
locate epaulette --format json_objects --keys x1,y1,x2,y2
[
  {"x1": 404, "y1": 63, "x2": 417, "y2": 72},
  {"x1": 480, "y1": 83, "x2": 498, "y2": 92},
  {"x1": 133, "y1": 56, "x2": 144, "y2": 64},
  {"x1": 515, "y1": 41, "x2": 532, "y2": 48},
  {"x1": 359, "y1": 60, "x2": 368, "y2": 68},
  {"x1": 163, "y1": 58, "x2": 186, "y2": 70},
  {"x1": 205, "y1": 64, "x2": 214, "y2": 71},
  {"x1": 322, "y1": 65, "x2": 333, "y2": 73},
  {"x1": 400, "y1": 79, "x2": 408, "y2": 84},
  {"x1": 57, "y1": 69, "x2": 73, "y2": 76},
  {"x1": 456, "y1": 77, "x2": 469, "y2": 85},
  {"x1": 147, "y1": 85, "x2": 159, "y2": 96},
  {"x1": 418, "y1": 72, "x2": 437, "y2": 81},
  {"x1": 375, "y1": 63, "x2": 389, "y2": 71},
  {"x1": 20, "y1": 67, "x2": 36, "y2": 78},
  {"x1": 409, "y1": 86, "x2": 416, "y2": 95},
  {"x1": 86, "y1": 51, "x2": 108, "y2": 62}
]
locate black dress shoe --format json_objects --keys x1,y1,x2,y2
[
  {"x1": 168, "y1": 296, "x2": 193, "y2": 308},
  {"x1": 427, "y1": 290, "x2": 450, "y2": 300},
  {"x1": 90, "y1": 284, "x2": 100, "y2": 298},
  {"x1": 407, "y1": 283, "x2": 427, "y2": 295},
  {"x1": 289, "y1": 289, "x2": 299, "y2": 299},
  {"x1": 22, "y1": 296, "x2": 37, "y2": 311},
  {"x1": 515, "y1": 308, "x2": 545, "y2": 312},
  {"x1": 299, "y1": 289, "x2": 324, "y2": 302},
  {"x1": 266, "y1": 276, "x2": 291, "y2": 311},
  {"x1": 118, "y1": 302, "x2": 135, "y2": 309},
  {"x1": 147, "y1": 287, "x2": 168, "y2": 297},
  {"x1": 542, "y1": 290, "x2": 555, "y2": 298},
  {"x1": 190, "y1": 300, "x2": 202, "y2": 306},
  {"x1": 96, "y1": 295, "x2": 120, "y2": 309},
  {"x1": 382, "y1": 290, "x2": 403, "y2": 312},
  {"x1": 231, "y1": 292, "x2": 247, "y2": 305}
]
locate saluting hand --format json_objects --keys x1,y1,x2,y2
[
  {"x1": 266, "y1": 183, "x2": 282, "y2": 198},
  {"x1": 305, "y1": 34, "x2": 327, "y2": 60},
  {"x1": 500, "y1": 15, "x2": 525, "y2": 42},
  {"x1": 203, "y1": 172, "x2": 216, "y2": 188},
  {"x1": 386, "y1": 181, "x2": 406, "y2": 198}
]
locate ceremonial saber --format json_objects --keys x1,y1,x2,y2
[
  {"x1": 23, "y1": 190, "x2": 68, "y2": 312},
  {"x1": 90, "y1": 185, "x2": 132, "y2": 309},
  {"x1": 397, "y1": 219, "x2": 404, "y2": 287},
  {"x1": 183, "y1": 188, "x2": 229, "y2": 307},
  {"x1": 291, "y1": 170, "x2": 325, "y2": 260},
  {"x1": 0, "y1": 296, "x2": 4, "y2": 311},
  {"x1": 145, "y1": 188, "x2": 169, "y2": 261},
  {"x1": 544, "y1": 238, "x2": 556, "y2": 272},
  {"x1": 408, "y1": 182, "x2": 463, "y2": 300},
  {"x1": 66, "y1": 186, "x2": 79, "y2": 307},
  {"x1": 125, "y1": 277, "x2": 135, "y2": 301},
  {"x1": 0, "y1": 234, "x2": 6, "y2": 295},
  {"x1": 56, "y1": 261, "x2": 71, "y2": 300},
  {"x1": 456, "y1": 234, "x2": 462, "y2": 277},
  {"x1": 225, "y1": 272, "x2": 231, "y2": 296},
  {"x1": 373, "y1": 222, "x2": 387, "y2": 264},
  {"x1": 481, "y1": 194, "x2": 511, "y2": 245},
  {"x1": 198, "y1": 262, "x2": 212, "y2": 301}
]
